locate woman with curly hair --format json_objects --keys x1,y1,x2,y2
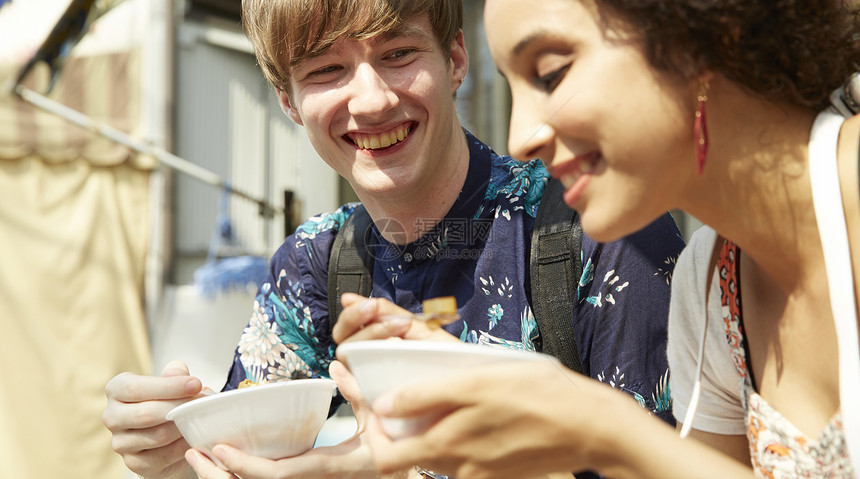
[{"x1": 361, "y1": 0, "x2": 860, "y2": 478}]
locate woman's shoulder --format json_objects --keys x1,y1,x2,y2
[
  {"x1": 837, "y1": 113, "x2": 860, "y2": 181},
  {"x1": 839, "y1": 113, "x2": 860, "y2": 161},
  {"x1": 837, "y1": 113, "x2": 860, "y2": 285},
  {"x1": 841, "y1": 111, "x2": 860, "y2": 130}
]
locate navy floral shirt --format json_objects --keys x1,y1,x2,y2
[{"x1": 223, "y1": 131, "x2": 685, "y2": 427}]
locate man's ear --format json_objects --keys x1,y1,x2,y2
[
  {"x1": 449, "y1": 29, "x2": 469, "y2": 91},
  {"x1": 275, "y1": 87, "x2": 303, "y2": 125}
]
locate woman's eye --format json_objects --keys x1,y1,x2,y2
[{"x1": 535, "y1": 64, "x2": 569, "y2": 92}]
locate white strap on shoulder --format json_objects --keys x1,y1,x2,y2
[{"x1": 808, "y1": 110, "x2": 860, "y2": 475}]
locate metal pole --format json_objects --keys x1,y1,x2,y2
[{"x1": 13, "y1": 85, "x2": 281, "y2": 219}]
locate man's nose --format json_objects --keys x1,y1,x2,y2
[{"x1": 347, "y1": 64, "x2": 399, "y2": 116}]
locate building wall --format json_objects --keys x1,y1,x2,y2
[{"x1": 171, "y1": 21, "x2": 339, "y2": 283}]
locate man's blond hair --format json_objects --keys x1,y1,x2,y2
[{"x1": 242, "y1": 0, "x2": 463, "y2": 94}]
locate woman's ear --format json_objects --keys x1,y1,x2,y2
[{"x1": 276, "y1": 87, "x2": 303, "y2": 125}]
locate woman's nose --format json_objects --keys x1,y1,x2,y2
[
  {"x1": 507, "y1": 97, "x2": 554, "y2": 163},
  {"x1": 347, "y1": 64, "x2": 399, "y2": 116}
]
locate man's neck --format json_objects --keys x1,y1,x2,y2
[{"x1": 359, "y1": 133, "x2": 471, "y2": 244}]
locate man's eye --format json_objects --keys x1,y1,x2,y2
[
  {"x1": 311, "y1": 65, "x2": 340, "y2": 76},
  {"x1": 388, "y1": 48, "x2": 416, "y2": 60},
  {"x1": 535, "y1": 64, "x2": 569, "y2": 92}
]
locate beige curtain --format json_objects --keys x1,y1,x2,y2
[{"x1": 0, "y1": 50, "x2": 153, "y2": 479}]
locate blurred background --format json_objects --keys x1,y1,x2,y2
[{"x1": 0, "y1": 1, "x2": 701, "y2": 477}]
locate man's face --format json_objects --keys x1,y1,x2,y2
[{"x1": 278, "y1": 14, "x2": 469, "y2": 200}]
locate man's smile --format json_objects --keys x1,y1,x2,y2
[{"x1": 346, "y1": 123, "x2": 413, "y2": 150}]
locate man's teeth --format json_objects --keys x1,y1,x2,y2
[{"x1": 354, "y1": 126, "x2": 408, "y2": 150}]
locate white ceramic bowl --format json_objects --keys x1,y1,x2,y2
[
  {"x1": 166, "y1": 379, "x2": 337, "y2": 469},
  {"x1": 337, "y1": 340, "x2": 559, "y2": 438}
]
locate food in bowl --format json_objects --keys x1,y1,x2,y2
[
  {"x1": 237, "y1": 378, "x2": 266, "y2": 389},
  {"x1": 337, "y1": 340, "x2": 559, "y2": 438},
  {"x1": 421, "y1": 296, "x2": 456, "y2": 314},
  {"x1": 381, "y1": 296, "x2": 461, "y2": 329},
  {"x1": 166, "y1": 378, "x2": 337, "y2": 469},
  {"x1": 420, "y1": 296, "x2": 459, "y2": 328}
]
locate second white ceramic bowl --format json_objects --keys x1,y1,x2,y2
[{"x1": 337, "y1": 339, "x2": 559, "y2": 438}]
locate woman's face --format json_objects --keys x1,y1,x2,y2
[{"x1": 484, "y1": 0, "x2": 697, "y2": 241}]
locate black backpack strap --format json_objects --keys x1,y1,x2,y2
[
  {"x1": 530, "y1": 178, "x2": 584, "y2": 373},
  {"x1": 327, "y1": 204, "x2": 375, "y2": 332}
]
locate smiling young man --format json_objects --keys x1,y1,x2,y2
[
  {"x1": 101, "y1": 1, "x2": 686, "y2": 478},
  {"x1": 275, "y1": 23, "x2": 470, "y2": 245}
]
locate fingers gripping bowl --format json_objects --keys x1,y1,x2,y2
[
  {"x1": 337, "y1": 340, "x2": 560, "y2": 438},
  {"x1": 166, "y1": 379, "x2": 337, "y2": 469}
]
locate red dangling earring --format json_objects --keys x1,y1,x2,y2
[{"x1": 694, "y1": 82, "x2": 709, "y2": 175}]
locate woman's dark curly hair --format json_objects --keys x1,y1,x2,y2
[{"x1": 592, "y1": 0, "x2": 860, "y2": 111}]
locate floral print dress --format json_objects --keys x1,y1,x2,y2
[{"x1": 717, "y1": 240, "x2": 854, "y2": 478}]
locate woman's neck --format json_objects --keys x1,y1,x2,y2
[{"x1": 680, "y1": 82, "x2": 822, "y2": 293}]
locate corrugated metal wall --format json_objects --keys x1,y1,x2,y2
[{"x1": 172, "y1": 22, "x2": 339, "y2": 282}]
